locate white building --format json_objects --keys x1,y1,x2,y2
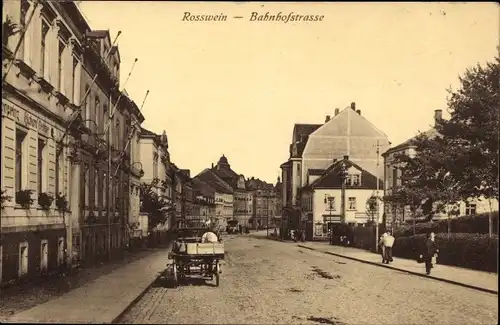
[{"x1": 300, "y1": 156, "x2": 384, "y2": 240}]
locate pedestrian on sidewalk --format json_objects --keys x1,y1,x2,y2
[
  {"x1": 379, "y1": 233, "x2": 386, "y2": 263},
  {"x1": 383, "y1": 231, "x2": 395, "y2": 264},
  {"x1": 420, "y1": 232, "x2": 439, "y2": 275}
]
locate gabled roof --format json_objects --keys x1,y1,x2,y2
[
  {"x1": 304, "y1": 158, "x2": 383, "y2": 190},
  {"x1": 383, "y1": 128, "x2": 440, "y2": 157},
  {"x1": 192, "y1": 178, "x2": 216, "y2": 197},
  {"x1": 293, "y1": 124, "x2": 322, "y2": 142},
  {"x1": 195, "y1": 169, "x2": 233, "y2": 194}
]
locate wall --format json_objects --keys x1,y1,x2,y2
[
  {"x1": 312, "y1": 189, "x2": 384, "y2": 225},
  {"x1": 302, "y1": 108, "x2": 390, "y2": 182}
]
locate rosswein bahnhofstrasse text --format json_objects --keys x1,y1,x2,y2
[{"x1": 182, "y1": 12, "x2": 324, "y2": 23}]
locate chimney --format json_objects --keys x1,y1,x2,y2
[
  {"x1": 434, "y1": 109, "x2": 443, "y2": 126},
  {"x1": 343, "y1": 155, "x2": 349, "y2": 160},
  {"x1": 325, "y1": 115, "x2": 331, "y2": 123},
  {"x1": 351, "y1": 102, "x2": 356, "y2": 110},
  {"x1": 356, "y1": 110, "x2": 361, "y2": 115},
  {"x1": 334, "y1": 108, "x2": 340, "y2": 116},
  {"x1": 211, "y1": 163, "x2": 214, "y2": 168},
  {"x1": 333, "y1": 158, "x2": 337, "y2": 163}
]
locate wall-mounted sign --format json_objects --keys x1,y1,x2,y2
[{"x1": 2, "y1": 101, "x2": 50, "y2": 135}]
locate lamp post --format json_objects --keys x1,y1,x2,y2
[{"x1": 324, "y1": 194, "x2": 335, "y2": 244}]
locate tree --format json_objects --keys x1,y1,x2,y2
[
  {"x1": 139, "y1": 178, "x2": 174, "y2": 230},
  {"x1": 390, "y1": 55, "x2": 499, "y2": 236}
]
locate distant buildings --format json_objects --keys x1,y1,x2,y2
[
  {"x1": 281, "y1": 103, "x2": 389, "y2": 237},
  {"x1": 246, "y1": 177, "x2": 277, "y2": 229}
]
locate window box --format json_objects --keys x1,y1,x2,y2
[{"x1": 15, "y1": 59, "x2": 36, "y2": 81}]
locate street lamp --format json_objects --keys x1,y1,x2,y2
[{"x1": 130, "y1": 162, "x2": 145, "y2": 178}]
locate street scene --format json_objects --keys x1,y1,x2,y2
[
  {"x1": 1, "y1": 1, "x2": 499, "y2": 324},
  {"x1": 119, "y1": 234, "x2": 497, "y2": 325}
]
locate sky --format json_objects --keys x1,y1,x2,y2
[{"x1": 77, "y1": 1, "x2": 499, "y2": 184}]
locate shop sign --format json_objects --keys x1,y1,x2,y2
[{"x1": 2, "y1": 101, "x2": 50, "y2": 135}]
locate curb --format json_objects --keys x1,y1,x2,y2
[
  {"x1": 297, "y1": 244, "x2": 498, "y2": 295},
  {"x1": 111, "y1": 243, "x2": 174, "y2": 324}
]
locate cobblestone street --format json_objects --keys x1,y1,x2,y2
[{"x1": 118, "y1": 236, "x2": 498, "y2": 325}]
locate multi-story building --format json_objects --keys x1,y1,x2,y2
[
  {"x1": 281, "y1": 103, "x2": 390, "y2": 236},
  {"x1": 191, "y1": 178, "x2": 217, "y2": 226},
  {"x1": 211, "y1": 155, "x2": 252, "y2": 226},
  {"x1": 1, "y1": 0, "x2": 80, "y2": 284},
  {"x1": 178, "y1": 169, "x2": 194, "y2": 222},
  {"x1": 300, "y1": 155, "x2": 384, "y2": 240},
  {"x1": 126, "y1": 97, "x2": 145, "y2": 241},
  {"x1": 75, "y1": 28, "x2": 128, "y2": 266},
  {"x1": 246, "y1": 178, "x2": 276, "y2": 229},
  {"x1": 195, "y1": 168, "x2": 234, "y2": 228},
  {"x1": 138, "y1": 128, "x2": 173, "y2": 229},
  {"x1": 382, "y1": 110, "x2": 499, "y2": 230},
  {"x1": 274, "y1": 176, "x2": 282, "y2": 229}
]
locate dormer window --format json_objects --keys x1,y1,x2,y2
[{"x1": 352, "y1": 175, "x2": 360, "y2": 186}]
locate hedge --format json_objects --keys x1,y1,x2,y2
[
  {"x1": 393, "y1": 211, "x2": 499, "y2": 238},
  {"x1": 392, "y1": 233, "x2": 498, "y2": 273}
]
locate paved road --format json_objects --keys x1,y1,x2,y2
[{"x1": 118, "y1": 236, "x2": 498, "y2": 325}]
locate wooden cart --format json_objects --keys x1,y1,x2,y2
[{"x1": 168, "y1": 242, "x2": 225, "y2": 287}]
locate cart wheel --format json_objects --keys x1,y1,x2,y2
[
  {"x1": 215, "y1": 262, "x2": 220, "y2": 287},
  {"x1": 172, "y1": 263, "x2": 178, "y2": 287}
]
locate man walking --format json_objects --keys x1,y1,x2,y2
[
  {"x1": 420, "y1": 232, "x2": 439, "y2": 275},
  {"x1": 379, "y1": 233, "x2": 387, "y2": 263}
]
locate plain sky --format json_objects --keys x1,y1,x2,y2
[{"x1": 77, "y1": 1, "x2": 499, "y2": 184}]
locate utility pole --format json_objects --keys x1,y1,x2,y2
[
  {"x1": 374, "y1": 140, "x2": 383, "y2": 252},
  {"x1": 107, "y1": 91, "x2": 112, "y2": 261}
]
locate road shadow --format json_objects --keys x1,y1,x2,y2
[
  {"x1": 152, "y1": 268, "x2": 218, "y2": 288},
  {"x1": 307, "y1": 316, "x2": 346, "y2": 325}
]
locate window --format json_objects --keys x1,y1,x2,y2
[
  {"x1": 72, "y1": 57, "x2": 78, "y2": 103},
  {"x1": 83, "y1": 86, "x2": 90, "y2": 120},
  {"x1": 392, "y1": 168, "x2": 398, "y2": 187},
  {"x1": 95, "y1": 97, "x2": 100, "y2": 132},
  {"x1": 103, "y1": 172, "x2": 107, "y2": 207},
  {"x1": 465, "y1": 203, "x2": 477, "y2": 216},
  {"x1": 348, "y1": 197, "x2": 357, "y2": 210},
  {"x1": 94, "y1": 168, "x2": 99, "y2": 209},
  {"x1": 84, "y1": 164, "x2": 89, "y2": 208},
  {"x1": 57, "y1": 40, "x2": 65, "y2": 92},
  {"x1": 37, "y1": 139, "x2": 46, "y2": 194},
  {"x1": 15, "y1": 130, "x2": 26, "y2": 198},
  {"x1": 18, "y1": 0, "x2": 29, "y2": 59},
  {"x1": 40, "y1": 20, "x2": 49, "y2": 77},
  {"x1": 55, "y1": 150, "x2": 62, "y2": 195},
  {"x1": 352, "y1": 175, "x2": 360, "y2": 186},
  {"x1": 115, "y1": 119, "x2": 120, "y2": 149},
  {"x1": 57, "y1": 237, "x2": 64, "y2": 266},
  {"x1": 19, "y1": 242, "x2": 29, "y2": 277},
  {"x1": 40, "y1": 239, "x2": 48, "y2": 272},
  {"x1": 325, "y1": 197, "x2": 336, "y2": 211}
]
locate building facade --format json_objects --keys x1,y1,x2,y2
[
  {"x1": 138, "y1": 128, "x2": 174, "y2": 230},
  {"x1": 211, "y1": 155, "x2": 252, "y2": 226},
  {"x1": 281, "y1": 103, "x2": 389, "y2": 237},
  {"x1": 383, "y1": 110, "x2": 499, "y2": 230},
  {"x1": 195, "y1": 168, "x2": 234, "y2": 227},
  {"x1": 191, "y1": 177, "x2": 217, "y2": 226},
  {"x1": 246, "y1": 178, "x2": 276, "y2": 229},
  {"x1": 300, "y1": 156, "x2": 384, "y2": 240}
]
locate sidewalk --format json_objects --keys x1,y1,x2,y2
[
  {"x1": 3, "y1": 248, "x2": 171, "y2": 324},
  {"x1": 298, "y1": 241, "x2": 498, "y2": 295}
]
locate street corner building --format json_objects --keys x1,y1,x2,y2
[
  {"x1": 1, "y1": 1, "x2": 144, "y2": 286},
  {"x1": 280, "y1": 102, "x2": 390, "y2": 238},
  {"x1": 299, "y1": 155, "x2": 385, "y2": 240}
]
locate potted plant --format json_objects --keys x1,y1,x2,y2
[
  {"x1": 55, "y1": 192, "x2": 69, "y2": 213},
  {"x1": 16, "y1": 189, "x2": 34, "y2": 209},
  {"x1": 1, "y1": 189, "x2": 13, "y2": 209},
  {"x1": 38, "y1": 192, "x2": 54, "y2": 211}
]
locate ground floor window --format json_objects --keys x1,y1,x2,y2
[
  {"x1": 40, "y1": 239, "x2": 48, "y2": 272},
  {"x1": 18, "y1": 242, "x2": 29, "y2": 277}
]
